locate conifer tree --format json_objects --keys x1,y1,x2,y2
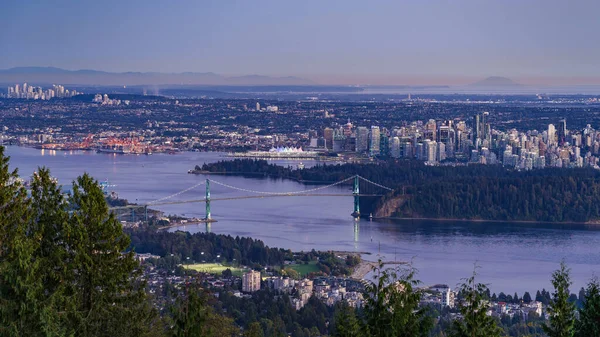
[
  {"x1": 332, "y1": 302, "x2": 362, "y2": 337},
  {"x1": 171, "y1": 282, "x2": 237, "y2": 337},
  {"x1": 543, "y1": 261, "x2": 576, "y2": 337},
  {"x1": 575, "y1": 277, "x2": 600, "y2": 337},
  {"x1": 0, "y1": 147, "x2": 37, "y2": 336},
  {"x1": 447, "y1": 267, "x2": 502, "y2": 337},
  {"x1": 66, "y1": 173, "x2": 160, "y2": 337},
  {"x1": 363, "y1": 260, "x2": 432, "y2": 337}
]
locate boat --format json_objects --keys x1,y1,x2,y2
[{"x1": 97, "y1": 144, "x2": 132, "y2": 154}]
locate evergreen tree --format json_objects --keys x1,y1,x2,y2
[
  {"x1": 523, "y1": 292, "x2": 532, "y2": 303},
  {"x1": 0, "y1": 147, "x2": 38, "y2": 336},
  {"x1": 171, "y1": 282, "x2": 238, "y2": 337},
  {"x1": 447, "y1": 268, "x2": 503, "y2": 337},
  {"x1": 575, "y1": 278, "x2": 600, "y2": 337},
  {"x1": 543, "y1": 261, "x2": 576, "y2": 337},
  {"x1": 362, "y1": 260, "x2": 433, "y2": 337},
  {"x1": 332, "y1": 302, "x2": 362, "y2": 337},
  {"x1": 245, "y1": 322, "x2": 265, "y2": 337},
  {"x1": 66, "y1": 173, "x2": 160, "y2": 336}
]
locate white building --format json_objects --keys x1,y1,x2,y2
[{"x1": 242, "y1": 270, "x2": 261, "y2": 292}]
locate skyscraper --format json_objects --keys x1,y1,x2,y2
[
  {"x1": 391, "y1": 137, "x2": 400, "y2": 158},
  {"x1": 323, "y1": 127, "x2": 334, "y2": 150},
  {"x1": 369, "y1": 126, "x2": 380, "y2": 156},
  {"x1": 547, "y1": 124, "x2": 556, "y2": 145},
  {"x1": 356, "y1": 127, "x2": 369, "y2": 153},
  {"x1": 558, "y1": 119, "x2": 567, "y2": 145}
]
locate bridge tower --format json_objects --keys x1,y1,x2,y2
[
  {"x1": 351, "y1": 175, "x2": 360, "y2": 219},
  {"x1": 205, "y1": 179, "x2": 211, "y2": 220}
]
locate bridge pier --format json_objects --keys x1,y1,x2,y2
[{"x1": 351, "y1": 175, "x2": 360, "y2": 219}]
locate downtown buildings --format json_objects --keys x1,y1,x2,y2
[
  {"x1": 314, "y1": 112, "x2": 600, "y2": 170},
  {"x1": 5, "y1": 83, "x2": 81, "y2": 100}
]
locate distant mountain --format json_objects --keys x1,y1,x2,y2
[
  {"x1": 471, "y1": 76, "x2": 521, "y2": 87},
  {"x1": 0, "y1": 67, "x2": 315, "y2": 86}
]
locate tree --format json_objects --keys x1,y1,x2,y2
[
  {"x1": 523, "y1": 292, "x2": 532, "y2": 303},
  {"x1": 362, "y1": 260, "x2": 433, "y2": 337},
  {"x1": 0, "y1": 147, "x2": 39, "y2": 336},
  {"x1": 66, "y1": 173, "x2": 160, "y2": 336},
  {"x1": 245, "y1": 322, "x2": 264, "y2": 337},
  {"x1": 332, "y1": 302, "x2": 362, "y2": 337},
  {"x1": 171, "y1": 282, "x2": 238, "y2": 337},
  {"x1": 575, "y1": 277, "x2": 600, "y2": 337},
  {"x1": 543, "y1": 261, "x2": 576, "y2": 337},
  {"x1": 447, "y1": 267, "x2": 503, "y2": 337}
]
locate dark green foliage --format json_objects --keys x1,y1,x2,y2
[
  {"x1": 575, "y1": 278, "x2": 600, "y2": 337},
  {"x1": 362, "y1": 261, "x2": 433, "y2": 337},
  {"x1": 448, "y1": 268, "x2": 503, "y2": 337},
  {"x1": 331, "y1": 302, "x2": 362, "y2": 337},
  {"x1": 128, "y1": 229, "x2": 291, "y2": 267},
  {"x1": 171, "y1": 282, "x2": 238, "y2": 337},
  {"x1": 544, "y1": 261, "x2": 576, "y2": 337},
  {"x1": 201, "y1": 158, "x2": 600, "y2": 222},
  {"x1": 0, "y1": 147, "x2": 162, "y2": 336}
]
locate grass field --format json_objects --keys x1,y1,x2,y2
[
  {"x1": 288, "y1": 261, "x2": 320, "y2": 276},
  {"x1": 184, "y1": 263, "x2": 246, "y2": 277}
]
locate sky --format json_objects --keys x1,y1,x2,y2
[{"x1": 1, "y1": 0, "x2": 600, "y2": 85}]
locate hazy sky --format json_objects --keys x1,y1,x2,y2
[{"x1": 1, "y1": 0, "x2": 599, "y2": 85}]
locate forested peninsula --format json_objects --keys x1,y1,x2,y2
[{"x1": 195, "y1": 159, "x2": 600, "y2": 223}]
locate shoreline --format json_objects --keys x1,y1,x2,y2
[{"x1": 374, "y1": 216, "x2": 600, "y2": 226}]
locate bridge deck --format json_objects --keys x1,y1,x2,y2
[{"x1": 109, "y1": 193, "x2": 384, "y2": 210}]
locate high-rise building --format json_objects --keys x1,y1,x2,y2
[
  {"x1": 442, "y1": 289, "x2": 455, "y2": 308},
  {"x1": 425, "y1": 140, "x2": 437, "y2": 162},
  {"x1": 369, "y1": 126, "x2": 380, "y2": 156},
  {"x1": 242, "y1": 270, "x2": 261, "y2": 292},
  {"x1": 391, "y1": 137, "x2": 400, "y2": 158},
  {"x1": 558, "y1": 119, "x2": 567, "y2": 144},
  {"x1": 437, "y1": 142, "x2": 446, "y2": 162},
  {"x1": 547, "y1": 124, "x2": 556, "y2": 145},
  {"x1": 256, "y1": 102, "x2": 261, "y2": 111},
  {"x1": 323, "y1": 127, "x2": 334, "y2": 150},
  {"x1": 356, "y1": 127, "x2": 369, "y2": 153}
]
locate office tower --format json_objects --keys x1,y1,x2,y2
[
  {"x1": 437, "y1": 142, "x2": 446, "y2": 162},
  {"x1": 474, "y1": 114, "x2": 480, "y2": 141},
  {"x1": 379, "y1": 134, "x2": 389, "y2": 157},
  {"x1": 369, "y1": 126, "x2": 380, "y2": 156},
  {"x1": 482, "y1": 112, "x2": 490, "y2": 140},
  {"x1": 323, "y1": 127, "x2": 334, "y2": 150},
  {"x1": 391, "y1": 137, "x2": 400, "y2": 158},
  {"x1": 547, "y1": 124, "x2": 556, "y2": 145},
  {"x1": 558, "y1": 119, "x2": 567, "y2": 144},
  {"x1": 426, "y1": 140, "x2": 437, "y2": 162},
  {"x1": 256, "y1": 102, "x2": 261, "y2": 111}
]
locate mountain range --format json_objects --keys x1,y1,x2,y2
[
  {"x1": 470, "y1": 76, "x2": 521, "y2": 87},
  {"x1": 0, "y1": 67, "x2": 315, "y2": 86}
]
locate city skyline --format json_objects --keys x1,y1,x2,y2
[{"x1": 2, "y1": 0, "x2": 600, "y2": 85}]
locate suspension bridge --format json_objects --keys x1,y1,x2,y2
[{"x1": 108, "y1": 175, "x2": 394, "y2": 222}]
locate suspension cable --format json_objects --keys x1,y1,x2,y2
[
  {"x1": 357, "y1": 176, "x2": 394, "y2": 191},
  {"x1": 147, "y1": 180, "x2": 206, "y2": 205},
  {"x1": 208, "y1": 176, "x2": 356, "y2": 196}
]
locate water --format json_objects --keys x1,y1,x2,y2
[{"x1": 5, "y1": 146, "x2": 600, "y2": 294}]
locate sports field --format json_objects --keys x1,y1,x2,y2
[{"x1": 184, "y1": 263, "x2": 245, "y2": 276}]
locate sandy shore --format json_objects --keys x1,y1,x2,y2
[{"x1": 351, "y1": 260, "x2": 406, "y2": 280}]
